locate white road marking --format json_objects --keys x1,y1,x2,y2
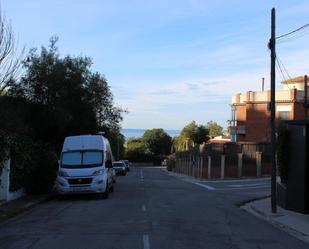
[
  {"x1": 142, "y1": 204, "x2": 146, "y2": 212},
  {"x1": 140, "y1": 170, "x2": 144, "y2": 180},
  {"x1": 218, "y1": 185, "x2": 270, "y2": 191},
  {"x1": 228, "y1": 183, "x2": 267, "y2": 187},
  {"x1": 193, "y1": 182, "x2": 216, "y2": 190},
  {"x1": 143, "y1": 234, "x2": 150, "y2": 249}
]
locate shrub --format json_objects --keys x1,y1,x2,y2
[{"x1": 0, "y1": 130, "x2": 58, "y2": 194}]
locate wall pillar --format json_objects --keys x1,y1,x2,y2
[
  {"x1": 221, "y1": 155, "x2": 225, "y2": 180},
  {"x1": 238, "y1": 153, "x2": 243, "y2": 178},
  {"x1": 208, "y1": 156, "x2": 212, "y2": 179},
  {"x1": 0, "y1": 159, "x2": 11, "y2": 202},
  {"x1": 256, "y1": 152, "x2": 262, "y2": 177},
  {"x1": 200, "y1": 156, "x2": 203, "y2": 179}
]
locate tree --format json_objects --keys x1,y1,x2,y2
[
  {"x1": 8, "y1": 37, "x2": 125, "y2": 148},
  {"x1": 0, "y1": 11, "x2": 23, "y2": 93},
  {"x1": 142, "y1": 129, "x2": 172, "y2": 155},
  {"x1": 206, "y1": 121, "x2": 223, "y2": 138},
  {"x1": 104, "y1": 129, "x2": 125, "y2": 160},
  {"x1": 171, "y1": 135, "x2": 187, "y2": 153},
  {"x1": 125, "y1": 138, "x2": 149, "y2": 162},
  {"x1": 180, "y1": 121, "x2": 209, "y2": 146}
]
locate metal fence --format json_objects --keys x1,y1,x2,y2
[{"x1": 171, "y1": 142, "x2": 271, "y2": 179}]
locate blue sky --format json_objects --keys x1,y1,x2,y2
[{"x1": 3, "y1": 0, "x2": 309, "y2": 129}]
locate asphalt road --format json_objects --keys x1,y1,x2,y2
[{"x1": 0, "y1": 167, "x2": 307, "y2": 249}]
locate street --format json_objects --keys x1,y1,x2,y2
[{"x1": 0, "y1": 167, "x2": 307, "y2": 249}]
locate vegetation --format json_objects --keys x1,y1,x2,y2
[
  {"x1": 172, "y1": 121, "x2": 209, "y2": 152},
  {"x1": 206, "y1": 121, "x2": 223, "y2": 138},
  {"x1": 0, "y1": 37, "x2": 125, "y2": 193},
  {"x1": 125, "y1": 138, "x2": 150, "y2": 162},
  {"x1": 142, "y1": 129, "x2": 172, "y2": 155},
  {"x1": 125, "y1": 129, "x2": 172, "y2": 164},
  {"x1": 0, "y1": 11, "x2": 24, "y2": 94}
]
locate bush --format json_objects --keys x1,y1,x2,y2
[
  {"x1": 0, "y1": 130, "x2": 58, "y2": 194},
  {"x1": 22, "y1": 143, "x2": 58, "y2": 194},
  {"x1": 166, "y1": 156, "x2": 176, "y2": 171}
]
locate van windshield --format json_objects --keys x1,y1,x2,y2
[{"x1": 61, "y1": 151, "x2": 103, "y2": 168}]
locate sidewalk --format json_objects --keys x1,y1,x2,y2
[
  {"x1": 0, "y1": 194, "x2": 53, "y2": 223},
  {"x1": 242, "y1": 197, "x2": 309, "y2": 244}
]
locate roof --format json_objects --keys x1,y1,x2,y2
[
  {"x1": 62, "y1": 135, "x2": 105, "y2": 152},
  {"x1": 282, "y1": 75, "x2": 307, "y2": 84}
]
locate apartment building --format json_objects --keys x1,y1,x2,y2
[{"x1": 230, "y1": 75, "x2": 308, "y2": 142}]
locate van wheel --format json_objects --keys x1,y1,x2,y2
[{"x1": 102, "y1": 183, "x2": 109, "y2": 199}]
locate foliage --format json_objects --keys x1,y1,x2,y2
[
  {"x1": 0, "y1": 130, "x2": 58, "y2": 193},
  {"x1": 166, "y1": 156, "x2": 176, "y2": 171},
  {"x1": 171, "y1": 135, "x2": 188, "y2": 153},
  {"x1": 8, "y1": 37, "x2": 125, "y2": 150},
  {"x1": 180, "y1": 121, "x2": 209, "y2": 145},
  {"x1": 0, "y1": 37, "x2": 126, "y2": 193},
  {"x1": 277, "y1": 123, "x2": 289, "y2": 184},
  {"x1": 104, "y1": 129, "x2": 125, "y2": 160},
  {"x1": 125, "y1": 138, "x2": 151, "y2": 162},
  {"x1": 142, "y1": 129, "x2": 172, "y2": 155},
  {"x1": 0, "y1": 10, "x2": 24, "y2": 93},
  {"x1": 206, "y1": 121, "x2": 223, "y2": 138}
]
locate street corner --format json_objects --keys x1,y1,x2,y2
[{"x1": 241, "y1": 197, "x2": 309, "y2": 244}]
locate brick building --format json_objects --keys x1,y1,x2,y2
[{"x1": 230, "y1": 75, "x2": 308, "y2": 142}]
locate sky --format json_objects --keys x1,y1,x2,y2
[{"x1": 3, "y1": 0, "x2": 309, "y2": 130}]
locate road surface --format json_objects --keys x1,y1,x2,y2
[{"x1": 0, "y1": 167, "x2": 307, "y2": 249}]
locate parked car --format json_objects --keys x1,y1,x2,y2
[
  {"x1": 113, "y1": 161, "x2": 127, "y2": 176},
  {"x1": 122, "y1": 160, "x2": 131, "y2": 172},
  {"x1": 56, "y1": 134, "x2": 114, "y2": 199}
]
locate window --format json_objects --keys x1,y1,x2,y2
[
  {"x1": 279, "y1": 111, "x2": 291, "y2": 120},
  {"x1": 62, "y1": 152, "x2": 82, "y2": 165},
  {"x1": 83, "y1": 151, "x2": 103, "y2": 165},
  {"x1": 61, "y1": 151, "x2": 103, "y2": 168}
]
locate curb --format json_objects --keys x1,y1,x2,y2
[
  {"x1": 0, "y1": 194, "x2": 54, "y2": 223},
  {"x1": 241, "y1": 198, "x2": 309, "y2": 244},
  {"x1": 163, "y1": 169, "x2": 270, "y2": 183}
]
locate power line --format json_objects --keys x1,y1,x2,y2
[
  {"x1": 277, "y1": 28, "x2": 309, "y2": 44},
  {"x1": 276, "y1": 23, "x2": 309, "y2": 40},
  {"x1": 276, "y1": 56, "x2": 288, "y2": 85}
]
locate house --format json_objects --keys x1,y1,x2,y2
[{"x1": 230, "y1": 75, "x2": 308, "y2": 142}]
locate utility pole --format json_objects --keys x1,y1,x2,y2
[
  {"x1": 305, "y1": 75, "x2": 308, "y2": 119},
  {"x1": 269, "y1": 8, "x2": 277, "y2": 213}
]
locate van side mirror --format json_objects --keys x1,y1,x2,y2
[{"x1": 106, "y1": 160, "x2": 113, "y2": 168}]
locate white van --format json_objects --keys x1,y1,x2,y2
[{"x1": 56, "y1": 135, "x2": 114, "y2": 198}]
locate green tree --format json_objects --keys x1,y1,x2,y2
[
  {"x1": 142, "y1": 128, "x2": 172, "y2": 155},
  {"x1": 206, "y1": 121, "x2": 223, "y2": 138},
  {"x1": 104, "y1": 129, "x2": 125, "y2": 160},
  {"x1": 125, "y1": 138, "x2": 149, "y2": 162},
  {"x1": 180, "y1": 121, "x2": 209, "y2": 146},
  {"x1": 171, "y1": 135, "x2": 187, "y2": 153},
  {"x1": 8, "y1": 37, "x2": 125, "y2": 149}
]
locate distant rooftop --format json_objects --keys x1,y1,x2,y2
[{"x1": 282, "y1": 75, "x2": 308, "y2": 84}]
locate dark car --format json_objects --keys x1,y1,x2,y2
[{"x1": 113, "y1": 161, "x2": 127, "y2": 176}]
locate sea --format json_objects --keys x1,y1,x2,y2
[{"x1": 121, "y1": 128, "x2": 180, "y2": 139}]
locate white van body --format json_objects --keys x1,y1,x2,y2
[{"x1": 56, "y1": 135, "x2": 114, "y2": 196}]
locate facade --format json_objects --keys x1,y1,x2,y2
[{"x1": 230, "y1": 76, "x2": 308, "y2": 142}]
